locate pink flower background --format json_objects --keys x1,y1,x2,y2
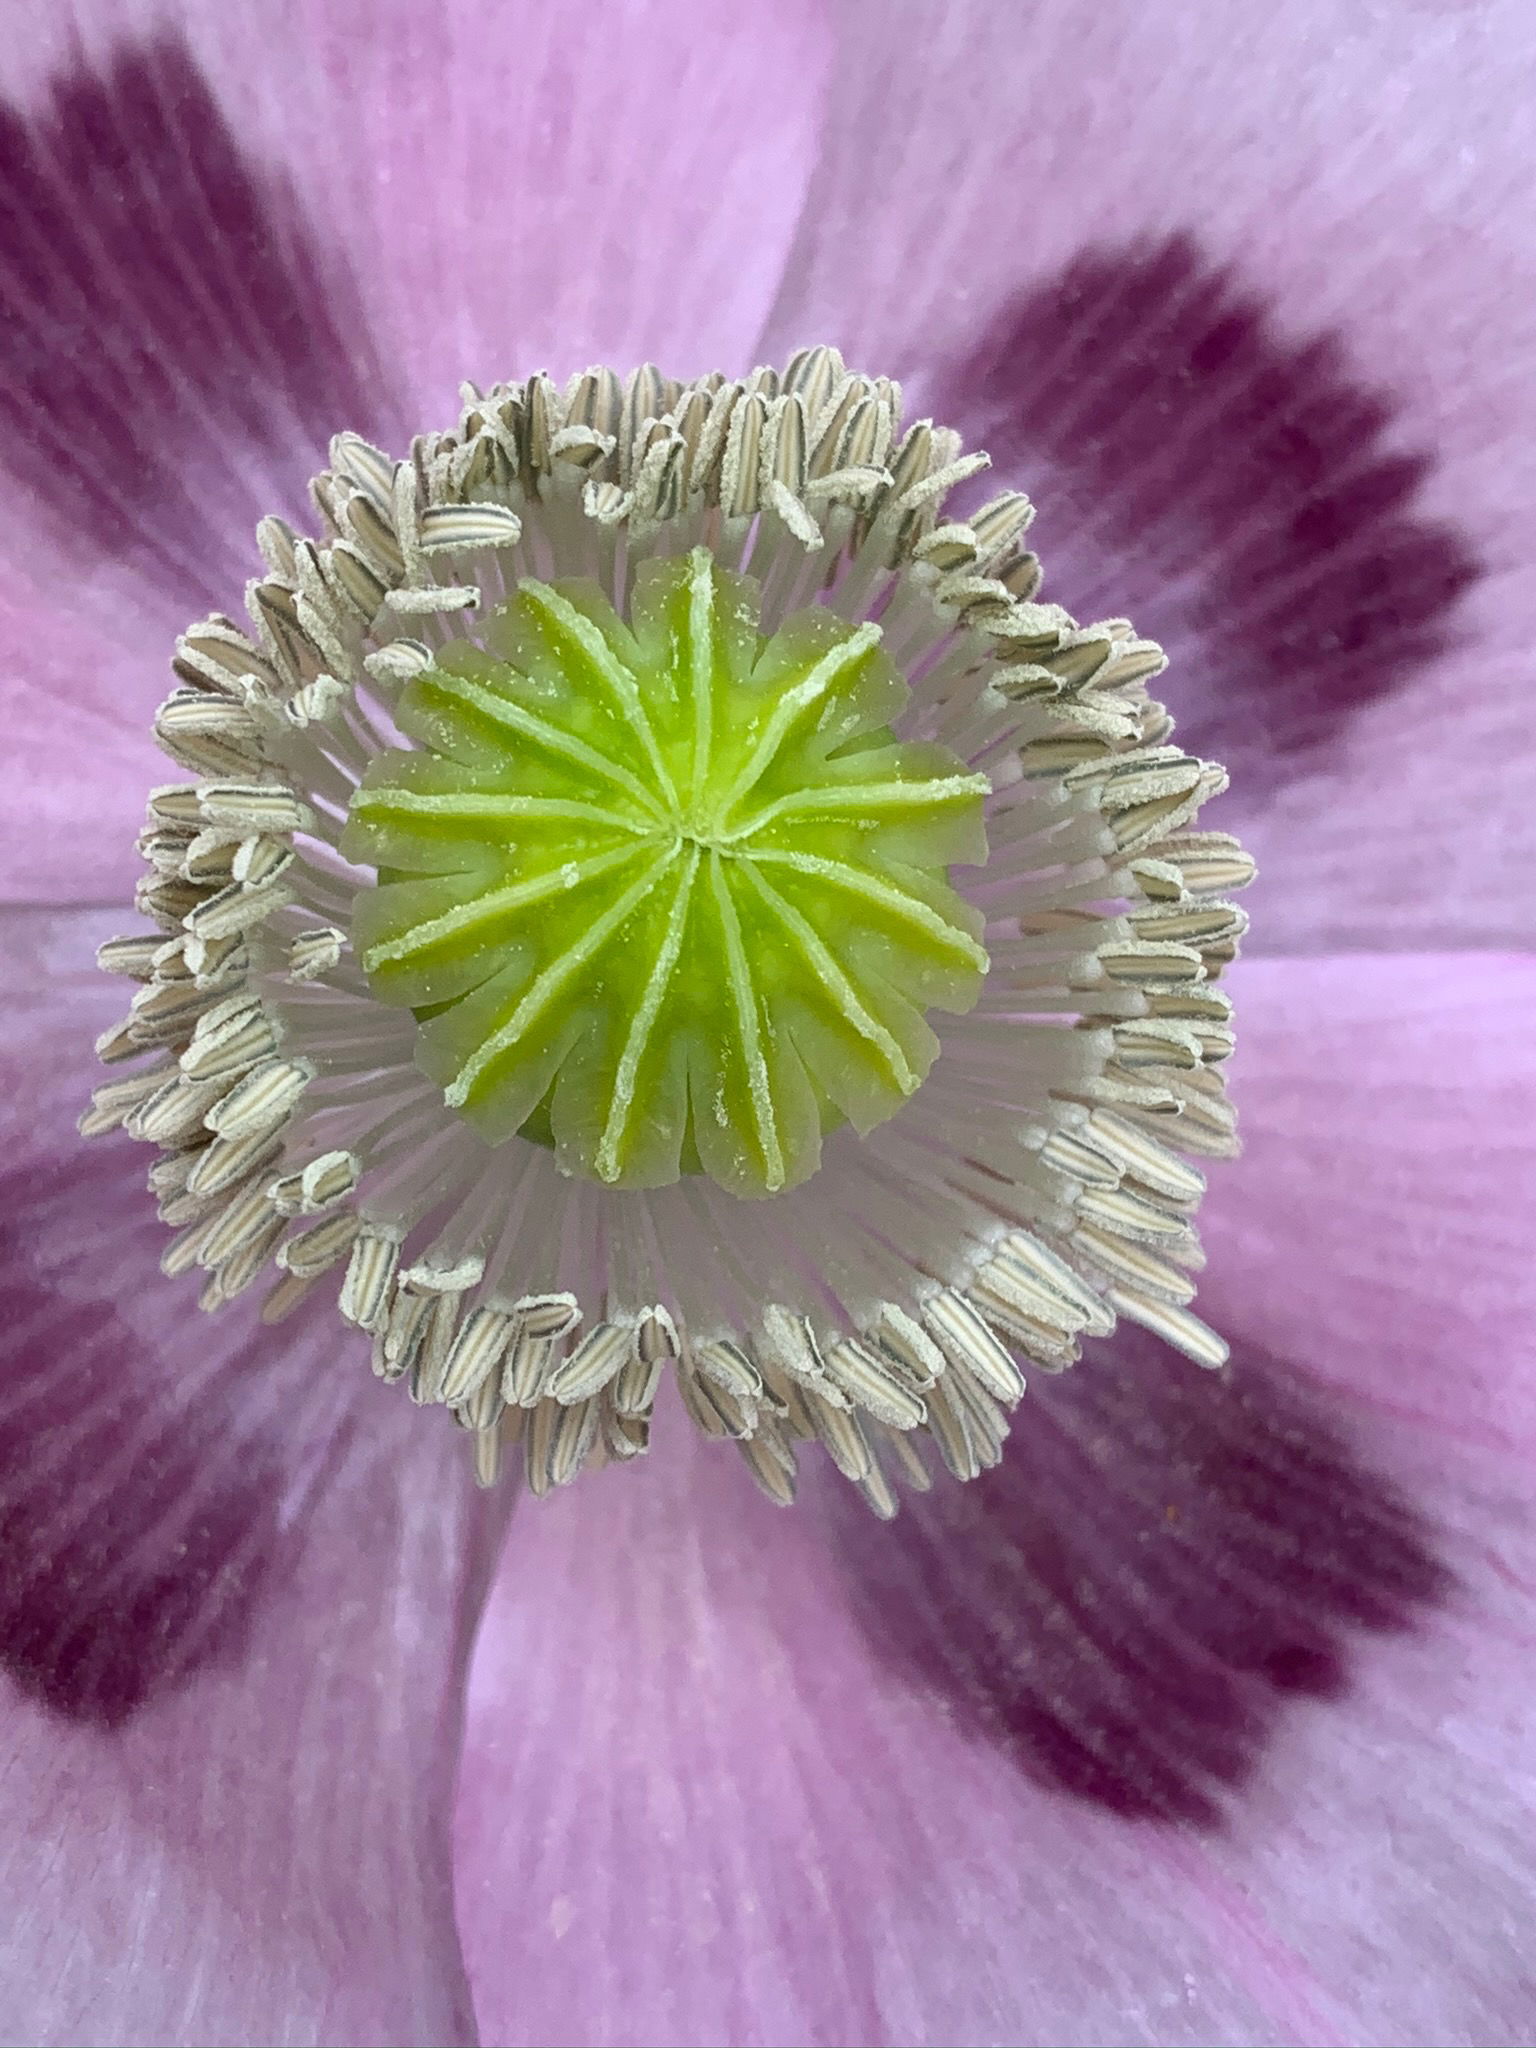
[{"x1": 0, "y1": 1, "x2": 1532, "y2": 2043}]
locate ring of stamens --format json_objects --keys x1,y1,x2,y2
[{"x1": 86, "y1": 349, "x2": 1252, "y2": 1514}]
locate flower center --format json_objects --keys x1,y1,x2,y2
[
  {"x1": 87, "y1": 350, "x2": 1253, "y2": 1507},
  {"x1": 342, "y1": 547, "x2": 990, "y2": 1195}
]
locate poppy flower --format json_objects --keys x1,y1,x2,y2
[{"x1": 1, "y1": 3, "x2": 1532, "y2": 2044}]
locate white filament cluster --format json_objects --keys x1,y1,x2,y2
[{"x1": 86, "y1": 349, "x2": 1251, "y2": 1512}]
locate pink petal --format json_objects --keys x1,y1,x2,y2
[
  {"x1": 762, "y1": 0, "x2": 1536, "y2": 953},
  {"x1": 14, "y1": 0, "x2": 831, "y2": 427},
  {"x1": 0, "y1": 5, "x2": 830, "y2": 904},
  {"x1": 455, "y1": 1425, "x2": 1295, "y2": 2048},
  {"x1": 0, "y1": 29, "x2": 403, "y2": 587},
  {"x1": 832, "y1": 1329, "x2": 1450, "y2": 1829},
  {"x1": 1199, "y1": 949, "x2": 1536, "y2": 1453},
  {"x1": 0, "y1": 588, "x2": 178, "y2": 904},
  {"x1": 0, "y1": 905, "x2": 505, "y2": 2045},
  {"x1": 456, "y1": 1421, "x2": 1531, "y2": 2045},
  {"x1": 930, "y1": 235, "x2": 1480, "y2": 840},
  {"x1": 455, "y1": 946, "x2": 1536, "y2": 2046},
  {"x1": 0, "y1": 30, "x2": 409, "y2": 903}
]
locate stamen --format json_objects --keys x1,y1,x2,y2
[{"x1": 88, "y1": 349, "x2": 1250, "y2": 1510}]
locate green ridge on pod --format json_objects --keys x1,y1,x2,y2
[{"x1": 343, "y1": 548, "x2": 991, "y2": 1197}]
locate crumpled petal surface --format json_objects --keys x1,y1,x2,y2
[
  {"x1": 454, "y1": 948, "x2": 1536, "y2": 2047},
  {"x1": 0, "y1": 904, "x2": 508, "y2": 2046}
]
